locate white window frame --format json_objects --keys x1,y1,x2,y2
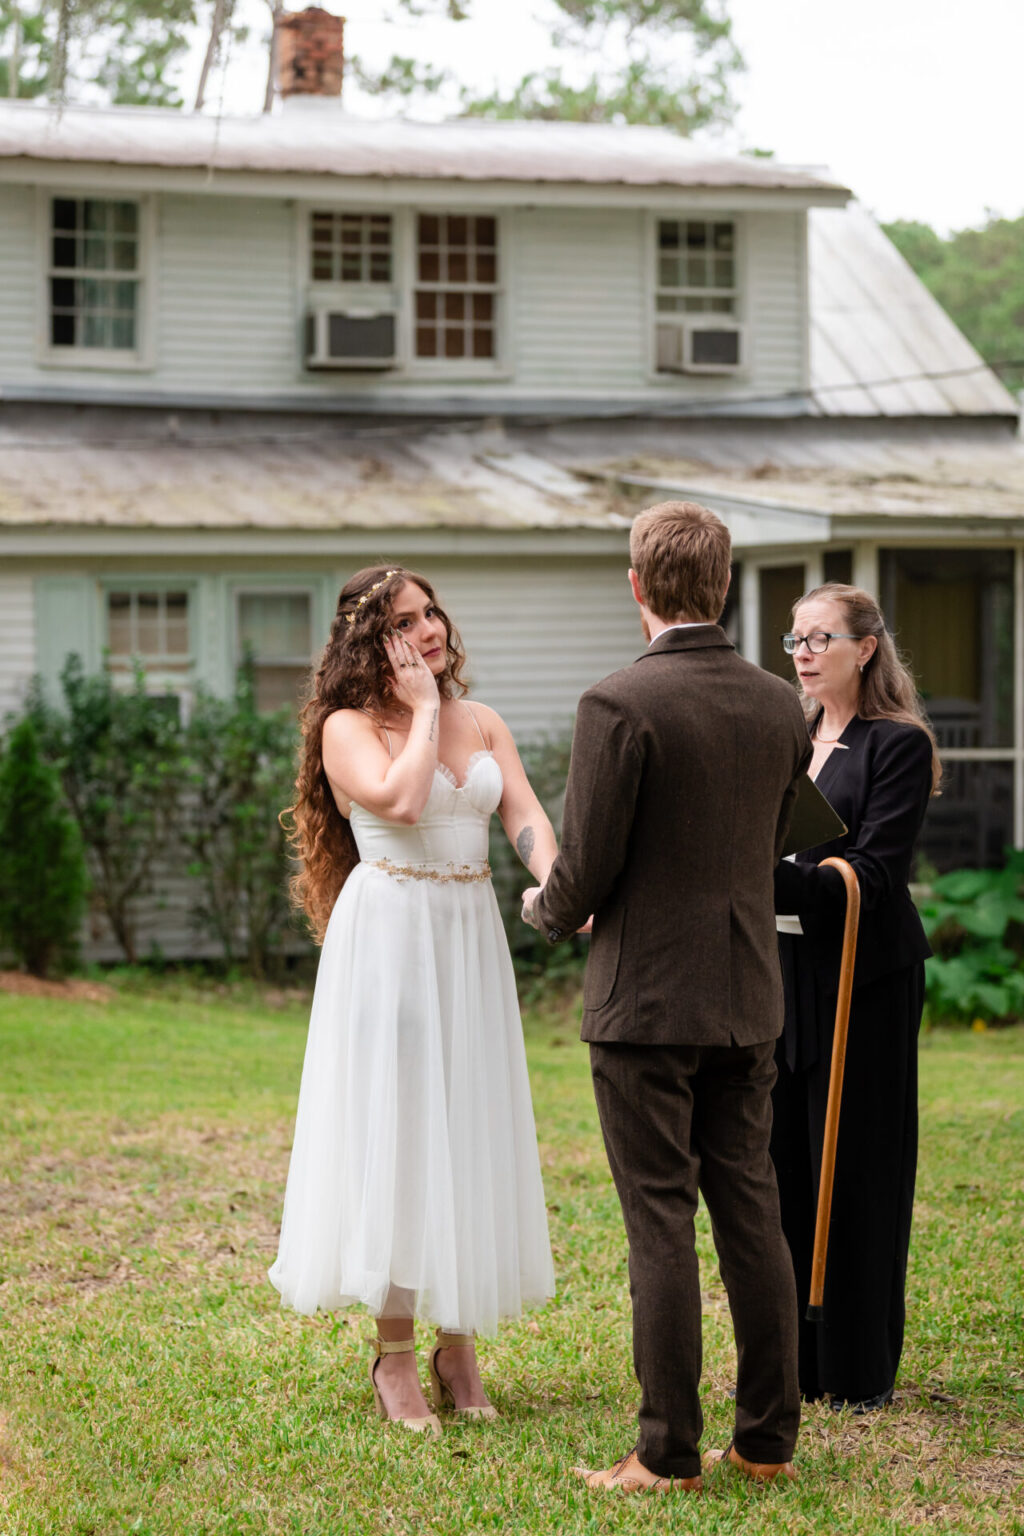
[
  {"x1": 101, "y1": 580, "x2": 196, "y2": 712},
  {"x1": 232, "y1": 585, "x2": 317, "y2": 711},
  {"x1": 297, "y1": 205, "x2": 508, "y2": 380},
  {"x1": 645, "y1": 211, "x2": 747, "y2": 382},
  {"x1": 37, "y1": 189, "x2": 156, "y2": 371}
]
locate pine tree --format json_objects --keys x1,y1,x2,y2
[{"x1": 0, "y1": 715, "x2": 88, "y2": 978}]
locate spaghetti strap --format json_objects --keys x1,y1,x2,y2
[
  {"x1": 357, "y1": 706, "x2": 393, "y2": 758},
  {"x1": 462, "y1": 701, "x2": 487, "y2": 748}
]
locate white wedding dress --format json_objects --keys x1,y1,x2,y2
[{"x1": 268, "y1": 727, "x2": 555, "y2": 1335}]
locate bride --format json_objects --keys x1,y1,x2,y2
[{"x1": 269, "y1": 566, "x2": 557, "y2": 1434}]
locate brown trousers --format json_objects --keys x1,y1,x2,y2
[{"x1": 590, "y1": 1039, "x2": 800, "y2": 1478}]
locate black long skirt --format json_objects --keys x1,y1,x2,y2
[{"x1": 770, "y1": 935, "x2": 924, "y2": 1404}]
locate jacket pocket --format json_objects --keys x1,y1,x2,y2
[{"x1": 583, "y1": 904, "x2": 626, "y2": 1011}]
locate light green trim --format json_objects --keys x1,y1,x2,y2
[{"x1": 34, "y1": 575, "x2": 100, "y2": 700}]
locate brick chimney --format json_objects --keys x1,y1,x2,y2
[{"x1": 275, "y1": 8, "x2": 345, "y2": 99}]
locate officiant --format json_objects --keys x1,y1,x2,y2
[{"x1": 771, "y1": 583, "x2": 941, "y2": 1415}]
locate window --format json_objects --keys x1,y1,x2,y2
[
  {"x1": 237, "y1": 592, "x2": 313, "y2": 712},
  {"x1": 310, "y1": 211, "x2": 392, "y2": 283},
  {"x1": 415, "y1": 214, "x2": 498, "y2": 361},
  {"x1": 107, "y1": 590, "x2": 190, "y2": 672},
  {"x1": 49, "y1": 197, "x2": 143, "y2": 354},
  {"x1": 656, "y1": 219, "x2": 737, "y2": 317}
]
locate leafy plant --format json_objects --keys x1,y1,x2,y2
[
  {"x1": 182, "y1": 668, "x2": 302, "y2": 978},
  {"x1": 0, "y1": 715, "x2": 88, "y2": 977},
  {"x1": 918, "y1": 851, "x2": 1024, "y2": 1024},
  {"x1": 29, "y1": 655, "x2": 186, "y2": 965}
]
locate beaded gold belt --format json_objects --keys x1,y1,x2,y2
[{"x1": 366, "y1": 857, "x2": 492, "y2": 884}]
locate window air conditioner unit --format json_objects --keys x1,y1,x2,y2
[
  {"x1": 305, "y1": 305, "x2": 399, "y2": 370},
  {"x1": 656, "y1": 317, "x2": 745, "y2": 375}
]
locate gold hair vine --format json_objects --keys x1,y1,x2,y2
[{"x1": 345, "y1": 570, "x2": 399, "y2": 625}]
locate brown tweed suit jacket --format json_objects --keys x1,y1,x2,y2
[{"x1": 535, "y1": 625, "x2": 812, "y2": 1046}]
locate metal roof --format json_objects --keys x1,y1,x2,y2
[
  {"x1": 0, "y1": 99, "x2": 849, "y2": 196},
  {"x1": 808, "y1": 204, "x2": 1015, "y2": 418},
  {"x1": 1, "y1": 412, "x2": 1021, "y2": 543}
]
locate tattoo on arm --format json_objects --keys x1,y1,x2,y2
[
  {"x1": 429, "y1": 708, "x2": 438, "y2": 742},
  {"x1": 516, "y1": 825, "x2": 535, "y2": 867}
]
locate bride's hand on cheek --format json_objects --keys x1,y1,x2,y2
[{"x1": 384, "y1": 630, "x2": 441, "y2": 712}]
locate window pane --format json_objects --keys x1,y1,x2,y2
[
  {"x1": 419, "y1": 250, "x2": 440, "y2": 283},
  {"x1": 52, "y1": 236, "x2": 76, "y2": 268},
  {"x1": 136, "y1": 593, "x2": 161, "y2": 652},
  {"x1": 418, "y1": 214, "x2": 439, "y2": 245},
  {"x1": 51, "y1": 311, "x2": 75, "y2": 346},
  {"x1": 474, "y1": 216, "x2": 496, "y2": 246},
  {"x1": 713, "y1": 222, "x2": 734, "y2": 251},
  {"x1": 444, "y1": 328, "x2": 465, "y2": 358},
  {"x1": 444, "y1": 292, "x2": 464, "y2": 321},
  {"x1": 685, "y1": 223, "x2": 707, "y2": 249},
  {"x1": 471, "y1": 327, "x2": 493, "y2": 358},
  {"x1": 165, "y1": 593, "x2": 190, "y2": 654},
  {"x1": 52, "y1": 198, "x2": 77, "y2": 231},
  {"x1": 112, "y1": 238, "x2": 137, "y2": 272},
  {"x1": 416, "y1": 291, "x2": 437, "y2": 320},
  {"x1": 82, "y1": 312, "x2": 108, "y2": 348},
  {"x1": 448, "y1": 251, "x2": 468, "y2": 283},
  {"x1": 112, "y1": 202, "x2": 138, "y2": 235},
  {"x1": 107, "y1": 593, "x2": 132, "y2": 654},
  {"x1": 238, "y1": 593, "x2": 311, "y2": 658},
  {"x1": 83, "y1": 200, "x2": 108, "y2": 233},
  {"x1": 416, "y1": 326, "x2": 437, "y2": 356},
  {"x1": 111, "y1": 315, "x2": 135, "y2": 349},
  {"x1": 448, "y1": 215, "x2": 467, "y2": 246},
  {"x1": 475, "y1": 251, "x2": 496, "y2": 283},
  {"x1": 659, "y1": 221, "x2": 679, "y2": 250}
]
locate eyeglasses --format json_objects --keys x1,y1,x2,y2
[{"x1": 781, "y1": 631, "x2": 859, "y2": 655}]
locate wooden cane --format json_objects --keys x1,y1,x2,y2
[{"x1": 806, "y1": 856, "x2": 861, "y2": 1323}]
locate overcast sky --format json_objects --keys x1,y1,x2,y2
[{"x1": 200, "y1": 0, "x2": 1021, "y2": 234}]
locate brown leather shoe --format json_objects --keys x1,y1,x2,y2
[
  {"x1": 574, "y1": 1448, "x2": 703, "y2": 1493},
  {"x1": 702, "y1": 1445, "x2": 797, "y2": 1483}
]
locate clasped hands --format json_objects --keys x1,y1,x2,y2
[{"x1": 520, "y1": 886, "x2": 592, "y2": 935}]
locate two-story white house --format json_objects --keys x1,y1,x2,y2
[{"x1": 1, "y1": 10, "x2": 1021, "y2": 908}]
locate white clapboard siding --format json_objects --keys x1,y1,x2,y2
[
  {"x1": 0, "y1": 575, "x2": 36, "y2": 719},
  {"x1": 157, "y1": 194, "x2": 299, "y2": 391},
  {"x1": 511, "y1": 208, "x2": 648, "y2": 391},
  {"x1": 0, "y1": 185, "x2": 38, "y2": 381},
  {"x1": 745, "y1": 210, "x2": 807, "y2": 397}
]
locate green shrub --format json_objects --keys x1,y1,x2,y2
[
  {"x1": 919, "y1": 851, "x2": 1024, "y2": 1024},
  {"x1": 29, "y1": 656, "x2": 186, "y2": 965},
  {"x1": 0, "y1": 716, "x2": 88, "y2": 977},
  {"x1": 183, "y1": 670, "x2": 305, "y2": 978}
]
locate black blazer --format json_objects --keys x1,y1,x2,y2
[
  {"x1": 535, "y1": 625, "x2": 812, "y2": 1047},
  {"x1": 774, "y1": 714, "x2": 933, "y2": 990}
]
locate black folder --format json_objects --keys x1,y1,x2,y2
[{"x1": 782, "y1": 774, "x2": 846, "y2": 857}]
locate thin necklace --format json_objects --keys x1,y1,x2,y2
[{"x1": 814, "y1": 720, "x2": 848, "y2": 744}]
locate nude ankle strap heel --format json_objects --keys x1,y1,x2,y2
[
  {"x1": 427, "y1": 1329, "x2": 498, "y2": 1421},
  {"x1": 368, "y1": 1335, "x2": 442, "y2": 1437}
]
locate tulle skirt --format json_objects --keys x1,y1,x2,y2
[{"x1": 268, "y1": 861, "x2": 555, "y2": 1334}]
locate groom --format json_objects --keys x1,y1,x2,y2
[{"x1": 523, "y1": 501, "x2": 812, "y2": 1492}]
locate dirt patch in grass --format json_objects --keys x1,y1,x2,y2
[{"x1": 0, "y1": 970, "x2": 114, "y2": 1003}]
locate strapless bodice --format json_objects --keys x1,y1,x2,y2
[{"x1": 349, "y1": 750, "x2": 503, "y2": 870}]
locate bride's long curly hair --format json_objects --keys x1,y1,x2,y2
[{"x1": 283, "y1": 566, "x2": 469, "y2": 941}]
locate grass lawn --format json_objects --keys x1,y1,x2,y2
[{"x1": 0, "y1": 979, "x2": 1021, "y2": 1535}]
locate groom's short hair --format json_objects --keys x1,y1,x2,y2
[{"x1": 630, "y1": 501, "x2": 732, "y2": 625}]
